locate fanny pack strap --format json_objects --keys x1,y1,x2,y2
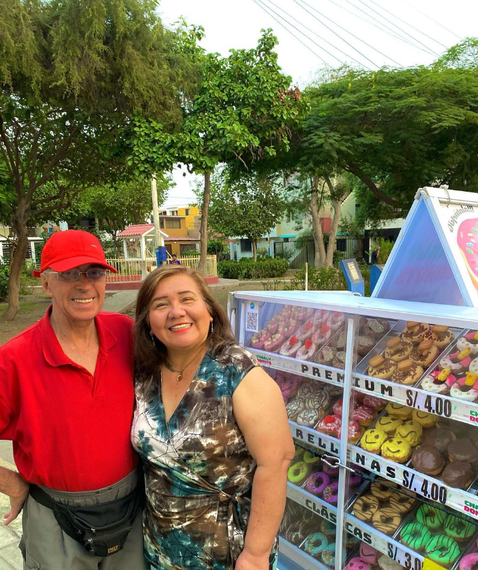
[{"x1": 29, "y1": 485, "x2": 57, "y2": 509}]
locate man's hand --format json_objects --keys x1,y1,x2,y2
[{"x1": 3, "y1": 479, "x2": 29, "y2": 526}]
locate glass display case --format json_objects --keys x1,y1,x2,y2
[{"x1": 229, "y1": 291, "x2": 478, "y2": 570}]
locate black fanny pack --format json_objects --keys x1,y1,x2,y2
[{"x1": 29, "y1": 481, "x2": 143, "y2": 557}]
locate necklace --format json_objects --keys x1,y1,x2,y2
[{"x1": 164, "y1": 345, "x2": 205, "y2": 382}]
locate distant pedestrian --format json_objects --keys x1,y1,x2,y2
[
  {"x1": 371, "y1": 246, "x2": 380, "y2": 264},
  {"x1": 170, "y1": 253, "x2": 181, "y2": 265},
  {"x1": 0, "y1": 230, "x2": 147, "y2": 570}
]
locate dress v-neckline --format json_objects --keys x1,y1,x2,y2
[{"x1": 158, "y1": 354, "x2": 207, "y2": 425}]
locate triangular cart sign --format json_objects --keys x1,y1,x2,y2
[{"x1": 372, "y1": 187, "x2": 478, "y2": 307}]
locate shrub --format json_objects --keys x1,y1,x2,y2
[
  {"x1": 218, "y1": 259, "x2": 288, "y2": 279},
  {"x1": 0, "y1": 263, "x2": 9, "y2": 301},
  {"x1": 285, "y1": 265, "x2": 347, "y2": 291}
]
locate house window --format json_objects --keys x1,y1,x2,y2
[
  {"x1": 184, "y1": 208, "x2": 190, "y2": 216},
  {"x1": 165, "y1": 219, "x2": 181, "y2": 229},
  {"x1": 241, "y1": 239, "x2": 252, "y2": 252}
]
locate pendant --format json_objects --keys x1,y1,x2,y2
[{"x1": 176, "y1": 373, "x2": 183, "y2": 382}]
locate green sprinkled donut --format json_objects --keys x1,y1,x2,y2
[
  {"x1": 287, "y1": 461, "x2": 310, "y2": 484},
  {"x1": 416, "y1": 504, "x2": 447, "y2": 530},
  {"x1": 400, "y1": 522, "x2": 432, "y2": 551},
  {"x1": 425, "y1": 535, "x2": 461, "y2": 566}
]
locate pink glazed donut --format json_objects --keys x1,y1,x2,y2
[
  {"x1": 459, "y1": 552, "x2": 478, "y2": 570},
  {"x1": 360, "y1": 544, "x2": 380, "y2": 566},
  {"x1": 346, "y1": 557, "x2": 371, "y2": 570}
]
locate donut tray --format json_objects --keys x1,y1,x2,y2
[
  {"x1": 354, "y1": 321, "x2": 465, "y2": 388},
  {"x1": 396, "y1": 501, "x2": 478, "y2": 569},
  {"x1": 310, "y1": 318, "x2": 399, "y2": 371},
  {"x1": 415, "y1": 328, "x2": 478, "y2": 401},
  {"x1": 347, "y1": 479, "x2": 418, "y2": 541},
  {"x1": 356, "y1": 409, "x2": 478, "y2": 495}
]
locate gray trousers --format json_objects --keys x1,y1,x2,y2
[{"x1": 20, "y1": 469, "x2": 148, "y2": 570}]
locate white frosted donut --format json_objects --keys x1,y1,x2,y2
[
  {"x1": 470, "y1": 357, "x2": 478, "y2": 375},
  {"x1": 440, "y1": 355, "x2": 462, "y2": 371},
  {"x1": 450, "y1": 374, "x2": 478, "y2": 402},
  {"x1": 421, "y1": 374, "x2": 450, "y2": 394},
  {"x1": 457, "y1": 332, "x2": 478, "y2": 354}
]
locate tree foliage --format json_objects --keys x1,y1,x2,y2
[
  {"x1": 302, "y1": 61, "x2": 478, "y2": 223},
  {"x1": 208, "y1": 170, "x2": 286, "y2": 261},
  {"x1": 131, "y1": 29, "x2": 305, "y2": 271},
  {"x1": 0, "y1": 0, "x2": 198, "y2": 319}
]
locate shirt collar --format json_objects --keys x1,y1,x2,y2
[{"x1": 41, "y1": 306, "x2": 117, "y2": 367}]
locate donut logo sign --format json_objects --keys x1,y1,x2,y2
[{"x1": 457, "y1": 218, "x2": 478, "y2": 290}]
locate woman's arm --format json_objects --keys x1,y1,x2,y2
[
  {"x1": 0, "y1": 466, "x2": 29, "y2": 525},
  {"x1": 232, "y1": 367, "x2": 295, "y2": 570}
]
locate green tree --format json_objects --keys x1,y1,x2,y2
[
  {"x1": 302, "y1": 59, "x2": 478, "y2": 224},
  {"x1": 208, "y1": 171, "x2": 286, "y2": 261},
  {"x1": 131, "y1": 29, "x2": 305, "y2": 272},
  {"x1": 0, "y1": 0, "x2": 198, "y2": 320}
]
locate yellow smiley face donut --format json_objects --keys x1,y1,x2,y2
[
  {"x1": 381, "y1": 437, "x2": 412, "y2": 463},
  {"x1": 412, "y1": 409, "x2": 438, "y2": 428},
  {"x1": 395, "y1": 420, "x2": 423, "y2": 447},
  {"x1": 361, "y1": 428, "x2": 388, "y2": 454},
  {"x1": 385, "y1": 402, "x2": 413, "y2": 419},
  {"x1": 375, "y1": 414, "x2": 402, "y2": 436}
]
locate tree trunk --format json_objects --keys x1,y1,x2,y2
[
  {"x1": 1, "y1": 216, "x2": 29, "y2": 321},
  {"x1": 326, "y1": 198, "x2": 344, "y2": 267},
  {"x1": 198, "y1": 171, "x2": 211, "y2": 274},
  {"x1": 309, "y1": 177, "x2": 326, "y2": 268},
  {"x1": 252, "y1": 240, "x2": 257, "y2": 262}
]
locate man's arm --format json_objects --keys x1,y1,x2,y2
[{"x1": 0, "y1": 466, "x2": 29, "y2": 525}]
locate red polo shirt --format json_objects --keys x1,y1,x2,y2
[{"x1": 0, "y1": 308, "x2": 137, "y2": 491}]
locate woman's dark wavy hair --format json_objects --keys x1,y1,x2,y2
[{"x1": 134, "y1": 265, "x2": 236, "y2": 398}]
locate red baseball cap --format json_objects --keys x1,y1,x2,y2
[{"x1": 34, "y1": 230, "x2": 117, "y2": 276}]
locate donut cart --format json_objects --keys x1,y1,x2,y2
[{"x1": 228, "y1": 188, "x2": 478, "y2": 570}]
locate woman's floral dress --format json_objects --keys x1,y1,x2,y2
[{"x1": 131, "y1": 344, "x2": 278, "y2": 570}]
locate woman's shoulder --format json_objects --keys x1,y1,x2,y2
[{"x1": 208, "y1": 343, "x2": 258, "y2": 373}]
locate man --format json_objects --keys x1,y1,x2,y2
[
  {"x1": 0, "y1": 230, "x2": 147, "y2": 570},
  {"x1": 170, "y1": 253, "x2": 181, "y2": 265},
  {"x1": 371, "y1": 246, "x2": 380, "y2": 264}
]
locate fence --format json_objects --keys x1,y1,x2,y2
[
  {"x1": 105, "y1": 255, "x2": 217, "y2": 283},
  {"x1": 274, "y1": 237, "x2": 363, "y2": 269}
]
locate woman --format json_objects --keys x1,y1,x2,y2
[{"x1": 132, "y1": 266, "x2": 294, "y2": 570}]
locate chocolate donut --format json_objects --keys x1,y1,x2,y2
[
  {"x1": 448, "y1": 439, "x2": 478, "y2": 463},
  {"x1": 442, "y1": 461, "x2": 474, "y2": 489},
  {"x1": 411, "y1": 445, "x2": 445, "y2": 476},
  {"x1": 422, "y1": 428, "x2": 455, "y2": 453}
]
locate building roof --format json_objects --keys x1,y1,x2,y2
[
  {"x1": 118, "y1": 224, "x2": 154, "y2": 237},
  {"x1": 118, "y1": 224, "x2": 158, "y2": 237}
]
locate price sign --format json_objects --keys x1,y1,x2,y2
[
  {"x1": 405, "y1": 391, "x2": 453, "y2": 418},
  {"x1": 401, "y1": 470, "x2": 448, "y2": 504},
  {"x1": 387, "y1": 542, "x2": 423, "y2": 570}
]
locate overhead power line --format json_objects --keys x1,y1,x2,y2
[
  {"x1": 348, "y1": 0, "x2": 439, "y2": 56},
  {"x1": 364, "y1": 0, "x2": 449, "y2": 50},
  {"x1": 294, "y1": 0, "x2": 403, "y2": 67},
  {"x1": 321, "y1": 0, "x2": 417, "y2": 45},
  {"x1": 260, "y1": 0, "x2": 373, "y2": 69},
  {"x1": 252, "y1": 0, "x2": 333, "y2": 67},
  {"x1": 253, "y1": 0, "x2": 349, "y2": 68},
  {"x1": 400, "y1": 0, "x2": 462, "y2": 41}
]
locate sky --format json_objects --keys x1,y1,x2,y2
[{"x1": 157, "y1": 0, "x2": 477, "y2": 208}]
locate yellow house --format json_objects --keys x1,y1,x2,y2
[{"x1": 161, "y1": 206, "x2": 200, "y2": 239}]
